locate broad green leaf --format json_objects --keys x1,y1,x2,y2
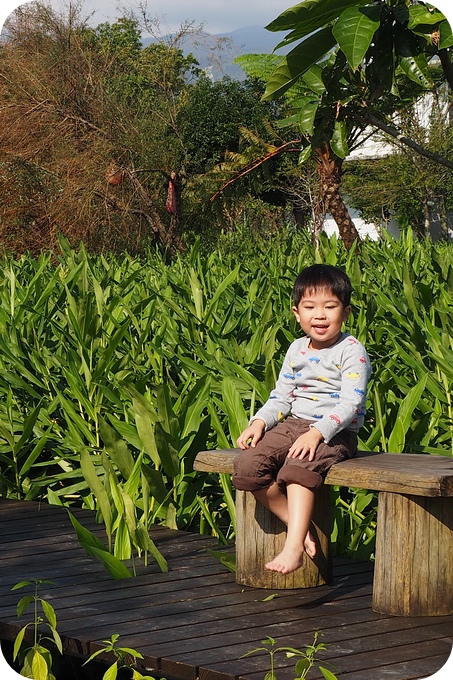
[
  {"x1": 204, "y1": 266, "x2": 240, "y2": 323},
  {"x1": 295, "y1": 658, "x2": 311, "y2": 674},
  {"x1": 67, "y1": 511, "x2": 110, "y2": 556},
  {"x1": 333, "y1": 6, "x2": 381, "y2": 71},
  {"x1": 264, "y1": 672, "x2": 277, "y2": 680},
  {"x1": 112, "y1": 517, "x2": 131, "y2": 560},
  {"x1": 141, "y1": 463, "x2": 168, "y2": 505},
  {"x1": 266, "y1": 0, "x2": 361, "y2": 38},
  {"x1": 103, "y1": 661, "x2": 119, "y2": 680},
  {"x1": 14, "y1": 404, "x2": 42, "y2": 455},
  {"x1": 206, "y1": 548, "x2": 236, "y2": 572},
  {"x1": 387, "y1": 374, "x2": 428, "y2": 452},
  {"x1": 407, "y1": 4, "x2": 445, "y2": 29},
  {"x1": 220, "y1": 376, "x2": 248, "y2": 444},
  {"x1": 80, "y1": 449, "x2": 113, "y2": 541},
  {"x1": 263, "y1": 27, "x2": 337, "y2": 100},
  {"x1": 133, "y1": 523, "x2": 168, "y2": 572},
  {"x1": 131, "y1": 394, "x2": 159, "y2": 466},
  {"x1": 50, "y1": 626, "x2": 63, "y2": 654},
  {"x1": 296, "y1": 96, "x2": 319, "y2": 135},
  {"x1": 439, "y1": 20, "x2": 453, "y2": 49},
  {"x1": 13, "y1": 625, "x2": 27, "y2": 660},
  {"x1": 41, "y1": 599, "x2": 57, "y2": 629},
  {"x1": 19, "y1": 435, "x2": 48, "y2": 477},
  {"x1": 398, "y1": 53, "x2": 434, "y2": 89},
  {"x1": 100, "y1": 417, "x2": 135, "y2": 480},
  {"x1": 299, "y1": 144, "x2": 312, "y2": 162},
  {"x1": 319, "y1": 666, "x2": 340, "y2": 680},
  {"x1": 301, "y1": 64, "x2": 326, "y2": 94},
  {"x1": 31, "y1": 650, "x2": 49, "y2": 680},
  {"x1": 154, "y1": 421, "x2": 180, "y2": 478},
  {"x1": 89, "y1": 546, "x2": 133, "y2": 579},
  {"x1": 17, "y1": 595, "x2": 33, "y2": 617},
  {"x1": 330, "y1": 119, "x2": 349, "y2": 159},
  {"x1": 106, "y1": 414, "x2": 143, "y2": 451}
]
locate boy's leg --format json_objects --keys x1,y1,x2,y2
[
  {"x1": 265, "y1": 482, "x2": 315, "y2": 574},
  {"x1": 253, "y1": 483, "x2": 317, "y2": 559}
]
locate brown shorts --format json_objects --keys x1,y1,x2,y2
[{"x1": 232, "y1": 418, "x2": 357, "y2": 493}]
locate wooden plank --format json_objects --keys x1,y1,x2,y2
[
  {"x1": 1, "y1": 499, "x2": 452, "y2": 680},
  {"x1": 325, "y1": 453, "x2": 453, "y2": 496},
  {"x1": 373, "y1": 493, "x2": 453, "y2": 616},
  {"x1": 194, "y1": 450, "x2": 453, "y2": 496}
]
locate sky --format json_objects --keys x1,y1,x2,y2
[
  {"x1": 1, "y1": 0, "x2": 294, "y2": 34},
  {"x1": 1, "y1": 0, "x2": 453, "y2": 35}
]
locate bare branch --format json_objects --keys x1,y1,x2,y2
[{"x1": 357, "y1": 112, "x2": 453, "y2": 170}]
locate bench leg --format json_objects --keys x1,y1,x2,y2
[
  {"x1": 373, "y1": 492, "x2": 453, "y2": 616},
  {"x1": 235, "y1": 485, "x2": 332, "y2": 589}
]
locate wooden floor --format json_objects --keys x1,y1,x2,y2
[{"x1": 0, "y1": 499, "x2": 452, "y2": 680}]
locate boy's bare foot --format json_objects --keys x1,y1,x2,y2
[
  {"x1": 304, "y1": 530, "x2": 317, "y2": 559},
  {"x1": 265, "y1": 546, "x2": 305, "y2": 574}
]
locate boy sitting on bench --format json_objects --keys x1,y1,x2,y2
[{"x1": 233, "y1": 264, "x2": 371, "y2": 574}]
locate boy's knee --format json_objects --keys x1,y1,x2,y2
[{"x1": 276, "y1": 466, "x2": 323, "y2": 493}]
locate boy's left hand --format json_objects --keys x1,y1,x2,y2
[{"x1": 287, "y1": 427, "x2": 324, "y2": 461}]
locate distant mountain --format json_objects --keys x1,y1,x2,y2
[{"x1": 142, "y1": 25, "x2": 289, "y2": 80}]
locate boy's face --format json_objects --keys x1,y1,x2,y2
[{"x1": 292, "y1": 287, "x2": 350, "y2": 350}]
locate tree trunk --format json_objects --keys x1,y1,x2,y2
[{"x1": 315, "y1": 145, "x2": 361, "y2": 250}]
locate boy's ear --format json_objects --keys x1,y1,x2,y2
[
  {"x1": 292, "y1": 305, "x2": 300, "y2": 322},
  {"x1": 343, "y1": 305, "x2": 351, "y2": 321}
]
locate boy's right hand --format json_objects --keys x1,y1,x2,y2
[{"x1": 236, "y1": 419, "x2": 266, "y2": 449}]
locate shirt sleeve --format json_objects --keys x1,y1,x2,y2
[
  {"x1": 312, "y1": 341, "x2": 371, "y2": 443},
  {"x1": 250, "y1": 345, "x2": 296, "y2": 430}
]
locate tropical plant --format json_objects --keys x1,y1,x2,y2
[
  {"x1": 84, "y1": 634, "x2": 160, "y2": 680},
  {"x1": 236, "y1": 0, "x2": 453, "y2": 248},
  {"x1": 0, "y1": 231, "x2": 452, "y2": 564},
  {"x1": 11, "y1": 579, "x2": 62, "y2": 680},
  {"x1": 242, "y1": 631, "x2": 338, "y2": 680}
]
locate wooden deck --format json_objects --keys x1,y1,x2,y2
[{"x1": 0, "y1": 498, "x2": 452, "y2": 680}]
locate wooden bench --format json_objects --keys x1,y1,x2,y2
[{"x1": 194, "y1": 449, "x2": 453, "y2": 617}]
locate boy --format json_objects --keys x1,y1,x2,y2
[{"x1": 233, "y1": 264, "x2": 371, "y2": 575}]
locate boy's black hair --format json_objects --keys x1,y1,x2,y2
[{"x1": 292, "y1": 264, "x2": 352, "y2": 308}]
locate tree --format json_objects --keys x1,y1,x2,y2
[
  {"x1": 254, "y1": 0, "x2": 453, "y2": 248},
  {"x1": 0, "y1": 3, "x2": 199, "y2": 255},
  {"x1": 342, "y1": 93, "x2": 453, "y2": 239},
  {"x1": 176, "y1": 75, "x2": 305, "y2": 236}
]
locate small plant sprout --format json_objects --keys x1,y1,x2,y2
[
  {"x1": 12, "y1": 578, "x2": 63, "y2": 680},
  {"x1": 242, "y1": 631, "x2": 338, "y2": 680},
  {"x1": 83, "y1": 634, "x2": 161, "y2": 680}
]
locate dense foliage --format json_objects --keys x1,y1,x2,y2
[
  {"x1": 0, "y1": 232, "x2": 452, "y2": 562},
  {"x1": 0, "y1": 4, "x2": 291, "y2": 256}
]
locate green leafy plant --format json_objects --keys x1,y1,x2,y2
[
  {"x1": 1, "y1": 230, "x2": 452, "y2": 562},
  {"x1": 11, "y1": 579, "x2": 62, "y2": 680},
  {"x1": 242, "y1": 630, "x2": 338, "y2": 680},
  {"x1": 84, "y1": 634, "x2": 162, "y2": 680}
]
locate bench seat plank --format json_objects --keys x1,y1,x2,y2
[{"x1": 194, "y1": 449, "x2": 453, "y2": 497}]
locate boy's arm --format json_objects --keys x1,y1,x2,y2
[
  {"x1": 249, "y1": 345, "x2": 297, "y2": 431},
  {"x1": 287, "y1": 425, "x2": 324, "y2": 460},
  {"x1": 237, "y1": 419, "x2": 266, "y2": 449}
]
